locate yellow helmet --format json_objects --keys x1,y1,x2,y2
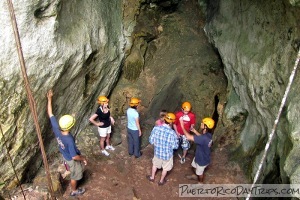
[
  {"x1": 164, "y1": 113, "x2": 176, "y2": 123},
  {"x1": 202, "y1": 117, "x2": 215, "y2": 129},
  {"x1": 97, "y1": 96, "x2": 109, "y2": 105},
  {"x1": 129, "y1": 97, "x2": 141, "y2": 106},
  {"x1": 182, "y1": 101, "x2": 191, "y2": 112},
  {"x1": 59, "y1": 115, "x2": 75, "y2": 131}
]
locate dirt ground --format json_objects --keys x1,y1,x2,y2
[
  {"x1": 59, "y1": 123, "x2": 248, "y2": 200},
  {"x1": 61, "y1": 145, "x2": 248, "y2": 200}
]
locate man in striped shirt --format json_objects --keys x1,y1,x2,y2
[{"x1": 146, "y1": 113, "x2": 178, "y2": 185}]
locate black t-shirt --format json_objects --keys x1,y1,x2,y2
[{"x1": 95, "y1": 106, "x2": 111, "y2": 128}]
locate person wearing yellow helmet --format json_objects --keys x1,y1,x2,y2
[
  {"x1": 47, "y1": 90, "x2": 87, "y2": 197},
  {"x1": 147, "y1": 113, "x2": 178, "y2": 185},
  {"x1": 173, "y1": 101, "x2": 196, "y2": 164},
  {"x1": 126, "y1": 97, "x2": 142, "y2": 158},
  {"x1": 180, "y1": 117, "x2": 214, "y2": 184},
  {"x1": 89, "y1": 95, "x2": 115, "y2": 156}
]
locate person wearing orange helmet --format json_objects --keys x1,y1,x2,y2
[
  {"x1": 181, "y1": 117, "x2": 214, "y2": 184},
  {"x1": 47, "y1": 90, "x2": 87, "y2": 197},
  {"x1": 126, "y1": 97, "x2": 142, "y2": 158},
  {"x1": 147, "y1": 113, "x2": 178, "y2": 185},
  {"x1": 173, "y1": 101, "x2": 196, "y2": 164},
  {"x1": 89, "y1": 95, "x2": 115, "y2": 156}
]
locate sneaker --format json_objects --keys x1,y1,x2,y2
[
  {"x1": 105, "y1": 145, "x2": 115, "y2": 151},
  {"x1": 70, "y1": 188, "x2": 85, "y2": 196},
  {"x1": 180, "y1": 157, "x2": 186, "y2": 164},
  {"x1": 101, "y1": 149, "x2": 110, "y2": 156}
]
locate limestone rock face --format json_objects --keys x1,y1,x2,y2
[
  {"x1": 0, "y1": 0, "x2": 124, "y2": 190},
  {"x1": 205, "y1": 0, "x2": 300, "y2": 183}
]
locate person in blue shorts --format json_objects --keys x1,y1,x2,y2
[{"x1": 47, "y1": 90, "x2": 87, "y2": 197}]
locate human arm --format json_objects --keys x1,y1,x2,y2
[
  {"x1": 89, "y1": 114, "x2": 104, "y2": 126},
  {"x1": 149, "y1": 128, "x2": 155, "y2": 145},
  {"x1": 110, "y1": 116, "x2": 115, "y2": 125},
  {"x1": 191, "y1": 128, "x2": 201, "y2": 136},
  {"x1": 72, "y1": 155, "x2": 87, "y2": 165},
  {"x1": 179, "y1": 119, "x2": 194, "y2": 142},
  {"x1": 47, "y1": 90, "x2": 54, "y2": 117},
  {"x1": 135, "y1": 117, "x2": 142, "y2": 136},
  {"x1": 173, "y1": 123, "x2": 180, "y2": 137}
]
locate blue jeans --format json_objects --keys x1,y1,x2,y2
[{"x1": 127, "y1": 128, "x2": 141, "y2": 157}]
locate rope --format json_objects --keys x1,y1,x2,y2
[
  {"x1": 6, "y1": 0, "x2": 56, "y2": 199},
  {"x1": 246, "y1": 48, "x2": 300, "y2": 200},
  {"x1": 0, "y1": 124, "x2": 23, "y2": 200}
]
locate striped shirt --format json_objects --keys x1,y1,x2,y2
[{"x1": 149, "y1": 124, "x2": 178, "y2": 160}]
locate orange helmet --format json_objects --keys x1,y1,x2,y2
[
  {"x1": 164, "y1": 113, "x2": 176, "y2": 123},
  {"x1": 202, "y1": 117, "x2": 215, "y2": 129},
  {"x1": 129, "y1": 97, "x2": 141, "y2": 106},
  {"x1": 182, "y1": 101, "x2": 191, "y2": 112},
  {"x1": 97, "y1": 96, "x2": 109, "y2": 105}
]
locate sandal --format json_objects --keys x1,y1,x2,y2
[
  {"x1": 146, "y1": 175, "x2": 154, "y2": 182},
  {"x1": 158, "y1": 179, "x2": 167, "y2": 186}
]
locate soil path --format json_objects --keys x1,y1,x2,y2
[{"x1": 62, "y1": 118, "x2": 248, "y2": 200}]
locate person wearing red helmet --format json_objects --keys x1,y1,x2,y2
[{"x1": 173, "y1": 101, "x2": 196, "y2": 164}]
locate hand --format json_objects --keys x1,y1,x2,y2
[
  {"x1": 110, "y1": 117, "x2": 115, "y2": 125},
  {"x1": 98, "y1": 122, "x2": 104, "y2": 126},
  {"x1": 47, "y1": 90, "x2": 53, "y2": 99},
  {"x1": 83, "y1": 159, "x2": 87, "y2": 166}
]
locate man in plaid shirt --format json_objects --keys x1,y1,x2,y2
[{"x1": 146, "y1": 113, "x2": 178, "y2": 185}]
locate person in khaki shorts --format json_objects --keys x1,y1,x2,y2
[
  {"x1": 181, "y1": 117, "x2": 214, "y2": 184},
  {"x1": 47, "y1": 90, "x2": 87, "y2": 197},
  {"x1": 147, "y1": 113, "x2": 178, "y2": 185}
]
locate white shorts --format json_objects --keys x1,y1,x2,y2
[
  {"x1": 191, "y1": 157, "x2": 208, "y2": 175},
  {"x1": 98, "y1": 126, "x2": 111, "y2": 137}
]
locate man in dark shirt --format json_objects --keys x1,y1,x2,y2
[
  {"x1": 47, "y1": 90, "x2": 87, "y2": 196},
  {"x1": 181, "y1": 117, "x2": 214, "y2": 184}
]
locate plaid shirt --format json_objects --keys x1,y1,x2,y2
[{"x1": 149, "y1": 124, "x2": 178, "y2": 160}]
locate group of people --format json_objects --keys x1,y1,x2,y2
[
  {"x1": 46, "y1": 89, "x2": 214, "y2": 197},
  {"x1": 147, "y1": 101, "x2": 214, "y2": 186}
]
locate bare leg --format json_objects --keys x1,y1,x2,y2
[
  {"x1": 198, "y1": 174, "x2": 204, "y2": 184},
  {"x1": 100, "y1": 137, "x2": 106, "y2": 150},
  {"x1": 106, "y1": 134, "x2": 111, "y2": 146},
  {"x1": 160, "y1": 170, "x2": 168, "y2": 183},
  {"x1": 70, "y1": 179, "x2": 77, "y2": 191},
  {"x1": 151, "y1": 165, "x2": 158, "y2": 179},
  {"x1": 182, "y1": 149, "x2": 188, "y2": 158}
]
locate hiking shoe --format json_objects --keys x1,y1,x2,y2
[
  {"x1": 146, "y1": 175, "x2": 154, "y2": 182},
  {"x1": 70, "y1": 188, "x2": 85, "y2": 196},
  {"x1": 101, "y1": 149, "x2": 110, "y2": 156},
  {"x1": 158, "y1": 179, "x2": 167, "y2": 186},
  {"x1": 105, "y1": 145, "x2": 115, "y2": 151},
  {"x1": 180, "y1": 157, "x2": 186, "y2": 164},
  {"x1": 135, "y1": 152, "x2": 143, "y2": 158}
]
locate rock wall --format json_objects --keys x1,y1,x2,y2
[
  {"x1": 205, "y1": 0, "x2": 300, "y2": 184},
  {"x1": 0, "y1": 0, "x2": 124, "y2": 190}
]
